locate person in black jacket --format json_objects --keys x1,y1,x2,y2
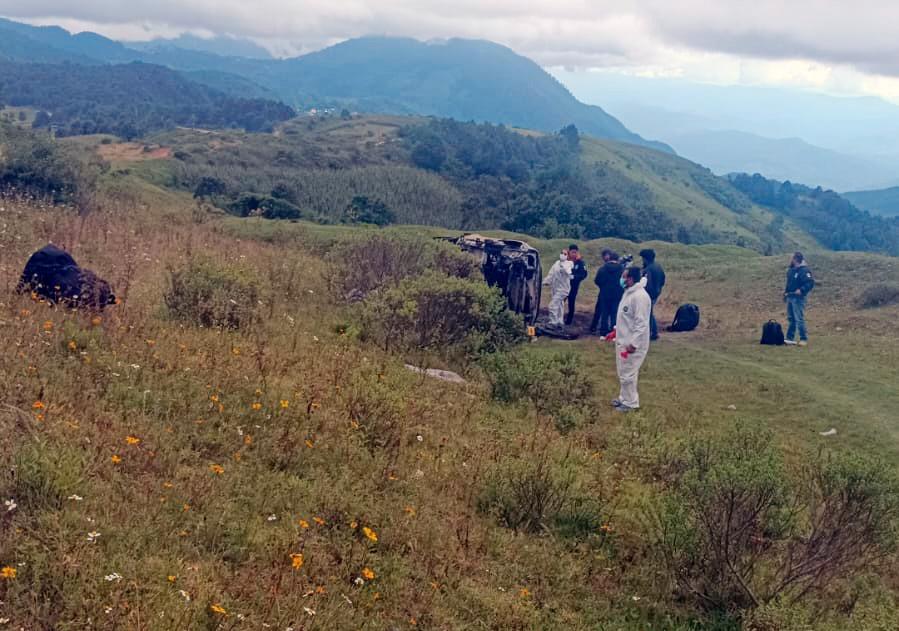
[
  {"x1": 589, "y1": 249, "x2": 624, "y2": 336},
  {"x1": 783, "y1": 251, "x2": 815, "y2": 346},
  {"x1": 565, "y1": 244, "x2": 588, "y2": 326},
  {"x1": 640, "y1": 248, "x2": 666, "y2": 341}
]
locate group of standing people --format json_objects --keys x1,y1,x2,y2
[{"x1": 543, "y1": 246, "x2": 666, "y2": 413}]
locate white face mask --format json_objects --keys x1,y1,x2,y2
[{"x1": 559, "y1": 253, "x2": 568, "y2": 262}]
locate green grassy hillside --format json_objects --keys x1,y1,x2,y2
[
  {"x1": 81, "y1": 115, "x2": 814, "y2": 253},
  {"x1": 1, "y1": 177, "x2": 897, "y2": 629}
]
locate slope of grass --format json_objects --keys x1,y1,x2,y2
[{"x1": 1, "y1": 175, "x2": 896, "y2": 629}]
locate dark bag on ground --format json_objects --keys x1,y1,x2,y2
[
  {"x1": 17, "y1": 244, "x2": 116, "y2": 310},
  {"x1": 666, "y1": 303, "x2": 700, "y2": 332},
  {"x1": 760, "y1": 320, "x2": 785, "y2": 346}
]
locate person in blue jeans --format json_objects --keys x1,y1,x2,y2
[
  {"x1": 784, "y1": 251, "x2": 815, "y2": 346},
  {"x1": 640, "y1": 249, "x2": 666, "y2": 341}
]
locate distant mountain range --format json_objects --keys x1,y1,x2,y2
[
  {"x1": 125, "y1": 34, "x2": 273, "y2": 60},
  {"x1": 0, "y1": 17, "x2": 668, "y2": 151},
  {"x1": 556, "y1": 71, "x2": 899, "y2": 192},
  {"x1": 843, "y1": 187, "x2": 899, "y2": 217}
]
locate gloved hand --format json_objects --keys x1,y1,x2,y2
[{"x1": 604, "y1": 329, "x2": 617, "y2": 342}]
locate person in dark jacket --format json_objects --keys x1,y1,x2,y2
[
  {"x1": 589, "y1": 249, "x2": 625, "y2": 336},
  {"x1": 640, "y1": 248, "x2": 666, "y2": 341},
  {"x1": 565, "y1": 244, "x2": 588, "y2": 326},
  {"x1": 784, "y1": 251, "x2": 815, "y2": 346}
]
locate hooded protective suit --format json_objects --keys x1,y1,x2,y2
[
  {"x1": 615, "y1": 277, "x2": 651, "y2": 409},
  {"x1": 543, "y1": 258, "x2": 573, "y2": 327}
]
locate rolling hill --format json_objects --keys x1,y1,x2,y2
[
  {"x1": 844, "y1": 187, "x2": 899, "y2": 217},
  {"x1": 0, "y1": 17, "x2": 667, "y2": 151}
]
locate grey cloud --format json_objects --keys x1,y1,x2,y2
[{"x1": 3, "y1": 1, "x2": 899, "y2": 77}]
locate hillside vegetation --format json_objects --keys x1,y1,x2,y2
[
  {"x1": 0, "y1": 163, "x2": 898, "y2": 628},
  {"x1": 0, "y1": 61, "x2": 295, "y2": 138},
  {"x1": 107, "y1": 115, "x2": 818, "y2": 252}
]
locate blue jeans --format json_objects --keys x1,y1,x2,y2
[
  {"x1": 650, "y1": 297, "x2": 659, "y2": 339},
  {"x1": 786, "y1": 295, "x2": 807, "y2": 341}
]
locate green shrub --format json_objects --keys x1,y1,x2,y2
[
  {"x1": 228, "y1": 192, "x2": 304, "y2": 220},
  {"x1": 857, "y1": 283, "x2": 899, "y2": 309},
  {"x1": 0, "y1": 124, "x2": 97, "y2": 208},
  {"x1": 477, "y1": 454, "x2": 576, "y2": 534},
  {"x1": 361, "y1": 271, "x2": 524, "y2": 360},
  {"x1": 329, "y1": 232, "x2": 480, "y2": 302},
  {"x1": 482, "y1": 349, "x2": 594, "y2": 430},
  {"x1": 163, "y1": 257, "x2": 261, "y2": 329},
  {"x1": 648, "y1": 424, "x2": 899, "y2": 614},
  {"x1": 341, "y1": 195, "x2": 395, "y2": 226}
]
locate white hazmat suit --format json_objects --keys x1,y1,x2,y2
[
  {"x1": 615, "y1": 278, "x2": 652, "y2": 409},
  {"x1": 543, "y1": 256, "x2": 573, "y2": 327}
]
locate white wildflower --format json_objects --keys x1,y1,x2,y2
[
  {"x1": 87, "y1": 531, "x2": 101, "y2": 542},
  {"x1": 4, "y1": 498, "x2": 16, "y2": 512},
  {"x1": 267, "y1": 514, "x2": 278, "y2": 522},
  {"x1": 104, "y1": 572, "x2": 123, "y2": 582},
  {"x1": 67, "y1": 494, "x2": 84, "y2": 501}
]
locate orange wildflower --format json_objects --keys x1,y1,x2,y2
[
  {"x1": 0, "y1": 566, "x2": 16, "y2": 579},
  {"x1": 125, "y1": 436, "x2": 140, "y2": 445},
  {"x1": 362, "y1": 526, "x2": 378, "y2": 543},
  {"x1": 362, "y1": 567, "x2": 375, "y2": 580},
  {"x1": 290, "y1": 553, "x2": 304, "y2": 570},
  {"x1": 210, "y1": 464, "x2": 224, "y2": 475},
  {"x1": 111, "y1": 455, "x2": 122, "y2": 464}
]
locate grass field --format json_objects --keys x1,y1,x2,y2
[{"x1": 0, "y1": 186, "x2": 897, "y2": 629}]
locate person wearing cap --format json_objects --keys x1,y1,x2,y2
[
  {"x1": 565, "y1": 244, "x2": 588, "y2": 326},
  {"x1": 611, "y1": 265, "x2": 652, "y2": 412},
  {"x1": 639, "y1": 248, "x2": 666, "y2": 341},
  {"x1": 784, "y1": 251, "x2": 815, "y2": 346}
]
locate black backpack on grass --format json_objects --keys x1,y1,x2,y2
[
  {"x1": 667, "y1": 303, "x2": 700, "y2": 332},
  {"x1": 760, "y1": 320, "x2": 785, "y2": 346}
]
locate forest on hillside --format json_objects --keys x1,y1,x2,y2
[
  {"x1": 730, "y1": 173, "x2": 899, "y2": 255},
  {"x1": 0, "y1": 61, "x2": 295, "y2": 138}
]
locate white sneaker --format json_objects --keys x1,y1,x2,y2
[
  {"x1": 798, "y1": 341, "x2": 808, "y2": 347},
  {"x1": 784, "y1": 340, "x2": 798, "y2": 346}
]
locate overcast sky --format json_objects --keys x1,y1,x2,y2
[{"x1": 5, "y1": 1, "x2": 899, "y2": 102}]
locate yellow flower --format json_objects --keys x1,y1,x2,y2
[
  {"x1": 210, "y1": 394, "x2": 219, "y2": 403},
  {"x1": 111, "y1": 454, "x2": 122, "y2": 464},
  {"x1": 243, "y1": 435, "x2": 253, "y2": 445},
  {"x1": 146, "y1": 339, "x2": 156, "y2": 347},
  {"x1": 304, "y1": 439, "x2": 314, "y2": 449},
  {"x1": 251, "y1": 402, "x2": 262, "y2": 411},
  {"x1": 290, "y1": 553, "x2": 304, "y2": 569},
  {"x1": 600, "y1": 523, "x2": 614, "y2": 533},
  {"x1": 350, "y1": 520, "x2": 358, "y2": 530},
  {"x1": 125, "y1": 436, "x2": 140, "y2": 445},
  {"x1": 32, "y1": 401, "x2": 45, "y2": 410},
  {"x1": 91, "y1": 316, "x2": 102, "y2": 326},
  {"x1": 279, "y1": 399, "x2": 290, "y2": 409},
  {"x1": 404, "y1": 506, "x2": 416, "y2": 517},
  {"x1": 163, "y1": 482, "x2": 174, "y2": 489},
  {"x1": 361, "y1": 567, "x2": 375, "y2": 580},
  {"x1": 519, "y1": 588, "x2": 531, "y2": 598},
  {"x1": 68, "y1": 340, "x2": 77, "y2": 350},
  {"x1": 167, "y1": 575, "x2": 177, "y2": 583},
  {"x1": 1, "y1": 566, "x2": 16, "y2": 579},
  {"x1": 299, "y1": 519, "x2": 310, "y2": 529},
  {"x1": 313, "y1": 516, "x2": 325, "y2": 526},
  {"x1": 210, "y1": 603, "x2": 226, "y2": 615},
  {"x1": 210, "y1": 464, "x2": 225, "y2": 475},
  {"x1": 43, "y1": 320, "x2": 54, "y2": 331},
  {"x1": 310, "y1": 402, "x2": 321, "y2": 411},
  {"x1": 231, "y1": 347, "x2": 241, "y2": 356},
  {"x1": 362, "y1": 526, "x2": 378, "y2": 543}
]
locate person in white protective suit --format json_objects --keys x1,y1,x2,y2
[
  {"x1": 543, "y1": 250, "x2": 573, "y2": 328},
  {"x1": 611, "y1": 265, "x2": 652, "y2": 412}
]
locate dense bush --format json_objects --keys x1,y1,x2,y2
[
  {"x1": 0, "y1": 123, "x2": 98, "y2": 208},
  {"x1": 361, "y1": 271, "x2": 524, "y2": 360},
  {"x1": 649, "y1": 424, "x2": 899, "y2": 614},
  {"x1": 857, "y1": 283, "x2": 899, "y2": 309},
  {"x1": 163, "y1": 257, "x2": 261, "y2": 329},
  {"x1": 482, "y1": 348, "x2": 594, "y2": 431},
  {"x1": 328, "y1": 232, "x2": 479, "y2": 302},
  {"x1": 227, "y1": 192, "x2": 304, "y2": 220},
  {"x1": 341, "y1": 195, "x2": 395, "y2": 226}
]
